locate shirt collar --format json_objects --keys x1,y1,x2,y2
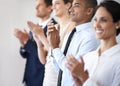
[
  {"x1": 97, "y1": 43, "x2": 120, "y2": 58},
  {"x1": 75, "y1": 22, "x2": 92, "y2": 32},
  {"x1": 39, "y1": 17, "x2": 52, "y2": 28}
]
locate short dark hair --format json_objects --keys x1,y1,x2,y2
[
  {"x1": 84, "y1": 0, "x2": 98, "y2": 8},
  {"x1": 44, "y1": 0, "x2": 52, "y2": 7},
  {"x1": 63, "y1": 0, "x2": 73, "y2": 10},
  {"x1": 84, "y1": 0, "x2": 98, "y2": 19},
  {"x1": 63, "y1": 0, "x2": 73, "y2": 4},
  {"x1": 97, "y1": 0, "x2": 120, "y2": 36}
]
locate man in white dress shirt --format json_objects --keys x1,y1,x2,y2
[
  {"x1": 66, "y1": 0, "x2": 120, "y2": 86},
  {"x1": 47, "y1": 0, "x2": 99, "y2": 86}
]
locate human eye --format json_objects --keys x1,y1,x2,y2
[
  {"x1": 101, "y1": 17, "x2": 107, "y2": 22},
  {"x1": 73, "y1": 3, "x2": 80, "y2": 7},
  {"x1": 93, "y1": 17, "x2": 97, "y2": 22},
  {"x1": 55, "y1": 1, "x2": 60, "y2": 5}
]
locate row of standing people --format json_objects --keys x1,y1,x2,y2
[{"x1": 14, "y1": 0, "x2": 120, "y2": 86}]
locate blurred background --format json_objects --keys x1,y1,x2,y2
[
  {"x1": 0, "y1": 0, "x2": 37, "y2": 86},
  {"x1": 0, "y1": 0, "x2": 120, "y2": 86}
]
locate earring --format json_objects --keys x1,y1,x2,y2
[{"x1": 116, "y1": 26, "x2": 119, "y2": 29}]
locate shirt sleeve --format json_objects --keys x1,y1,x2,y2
[
  {"x1": 20, "y1": 39, "x2": 37, "y2": 58},
  {"x1": 52, "y1": 48, "x2": 66, "y2": 71},
  {"x1": 48, "y1": 47, "x2": 60, "y2": 72},
  {"x1": 83, "y1": 78, "x2": 99, "y2": 86}
]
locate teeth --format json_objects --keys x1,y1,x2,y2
[{"x1": 96, "y1": 30, "x2": 103, "y2": 33}]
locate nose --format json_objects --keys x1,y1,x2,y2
[
  {"x1": 52, "y1": 4, "x2": 55, "y2": 10},
  {"x1": 35, "y1": 4, "x2": 39, "y2": 10},
  {"x1": 93, "y1": 20, "x2": 101, "y2": 29}
]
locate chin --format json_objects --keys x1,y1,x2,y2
[
  {"x1": 96, "y1": 36, "x2": 103, "y2": 40},
  {"x1": 36, "y1": 13, "x2": 39, "y2": 17}
]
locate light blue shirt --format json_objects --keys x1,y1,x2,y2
[{"x1": 52, "y1": 22, "x2": 99, "y2": 86}]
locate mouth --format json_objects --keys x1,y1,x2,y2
[
  {"x1": 95, "y1": 29, "x2": 103, "y2": 34},
  {"x1": 70, "y1": 13, "x2": 75, "y2": 17}
]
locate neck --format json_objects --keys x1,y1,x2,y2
[
  {"x1": 75, "y1": 20, "x2": 91, "y2": 26},
  {"x1": 58, "y1": 14, "x2": 70, "y2": 28},
  {"x1": 75, "y1": 16, "x2": 91, "y2": 26},
  {"x1": 99, "y1": 36, "x2": 117, "y2": 56},
  {"x1": 39, "y1": 15, "x2": 50, "y2": 23}
]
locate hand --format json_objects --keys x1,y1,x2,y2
[
  {"x1": 66, "y1": 54, "x2": 88, "y2": 84},
  {"x1": 14, "y1": 28, "x2": 29, "y2": 46},
  {"x1": 47, "y1": 22, "x2": 60, "y2": 49},
  {"x1": 27, "y1": 21, "x2": 50, "y2": 51},
  {"x1": 72, "y1": 75, "x2": 82, "y2": 86},
  {"x1": 27, "y1": 21, "x2": 45, "y2": 39}
]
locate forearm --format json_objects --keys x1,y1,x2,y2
[
  {"x1": 38, "y1": 35, "x2": 49, "y2": 51},
  {"x1": 37, "y1": 44, "x2": 47, "y2": 64}
]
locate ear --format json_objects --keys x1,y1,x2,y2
[
  {"x1": 115, "y1": 20, "x2": 120, "y2": 29},
  {"x1": 47, "y1": 6, "x2": 52, "y2": 13},
  {"x1": 65, "y1": 2, "x2": 72, "y2": 10},
  {"x1": 86, "y1": 8, "x2": 94, "y2": 16},
  {"x1": 118, "y1": 20, "x2": 120, "y2": 28}
]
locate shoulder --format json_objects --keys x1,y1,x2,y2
[{"x1": 83, "y1": 50, "x2": 97, "y2": 64}]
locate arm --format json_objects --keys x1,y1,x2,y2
[
  {"x1": 14, "y1": 28, "x2": 30, "y2": 58},
  {"x1": 34, "y1": 35, "x2": 47, "y2": 64},
  {"x1": 47, "y1": 23, "x2": 67, "y2": 71},
  {"x1": 27, "y1": 21, "x2": 50, "y2": 51},
  {"x1": 27, "y1": 21, "x2": 50, "y2": 64}
]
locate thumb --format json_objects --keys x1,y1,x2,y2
[{"x1": 79, "y1": 56, "x2": 84, "y2": 64}]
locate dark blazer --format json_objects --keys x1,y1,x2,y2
[{"x1": 20, "y1": 18, "x2": 57, "y2": 86}]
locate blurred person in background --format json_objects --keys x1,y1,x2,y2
[
  {"x1": 14, "y1": 0, "x2": 56, "y2": 86},
  {"x1": 27, "y1": 0, "x2": 75, "y2": 86}
]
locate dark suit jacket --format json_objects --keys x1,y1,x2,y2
[{"x1": 20, "y1": 18, "x2": 57, "y2": 86}]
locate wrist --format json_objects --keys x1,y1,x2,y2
[
  {"x1": 79, "y1": 71, "x2": 88, "y2": 84},
  {"x1": 51, "y1": 45, "x2": 59, "y2": 49}
]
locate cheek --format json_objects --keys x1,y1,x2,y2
[{"x1": 104, "y1": 26, "x2": 116, "y2": 37}]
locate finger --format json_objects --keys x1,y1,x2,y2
[
  {"x1": 14, "y1": 28, "x2": 21, "y2": 35},
  {"x1": 78, "y1": 55, "x2": 84, "y2": 63},
  {"x1": 23, "y1": 29, "x2": 28, "y2": 34},
  {"x1": 54, "y1": 24, "x2": 60, "y2": 31},
  {"x1": 66, "y1": 55, "x2": 75, "y2": 67},
  {"x1": 65, "y1": 61, "x2": 72, "y2": 70},
  {"x1": 47, "y1": 29, "x2": 54, "y2": 33},
  {"x1": 80, "y1": 57, "x2": 84, "y2": 66},
  {"x1": 47, "y1": 24, "x2": 55, "y2": 30},
  {"x1": 68, "y1": 54, "x2": 77, "y2": 63},
  {"x1": 66, "y1": 54, "x2": 72, "y2": 62},
  {"x1": 27, "y1": 21, "x2": 35, "y2": 30},
  {"x1": 47, "y1": 26, "x2": 56, "y2": 35},
  {"x1": 48, "y1": 20, "x2": 54, "y2": 25}
]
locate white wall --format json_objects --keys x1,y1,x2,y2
[{"x1": 0, "y1": 0, "x2": 37, "y2": 86}]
